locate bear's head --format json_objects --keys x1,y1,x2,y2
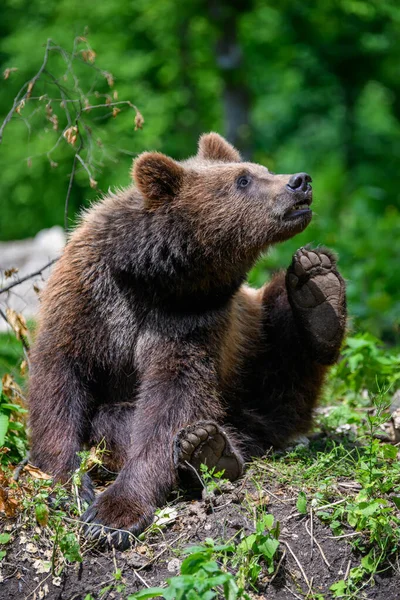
[{"x1": 132, "y1": 133, "x2": 312, "y2": 289}]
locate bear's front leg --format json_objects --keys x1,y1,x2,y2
[
  {"x1": 286, "y1": 247, "x2": 346, "y2": 364},
  {"x1": 82, "y1": 340, "x2": 243, "y2": 550}
]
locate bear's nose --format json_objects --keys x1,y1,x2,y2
[{"x1": 287, "y1": 172, "x2": 312, "y2": 192}]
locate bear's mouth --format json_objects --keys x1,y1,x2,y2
[{"x1": 284, "y1": 196, "x2": 312, "y2": 220}]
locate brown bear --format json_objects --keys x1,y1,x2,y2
[{"x1": 28, "y1": 133, "x2": 346, "y2": 549}]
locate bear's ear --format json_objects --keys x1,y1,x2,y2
[
  {"x1": 198, "y1": 132, "x2": 241, "y2": 163},
  {"x1": 132, "y1": 152, "x2": 184, "y2": 206}
]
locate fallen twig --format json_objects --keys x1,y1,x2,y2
[
  {"x1": 269, "y1": 548, "x2": 286, "y2": 585},
  {"x1": 282, "y1": 540, "x2": 311, "y2": 590},
  {"x1": 305, "y1": 519, "x2": 331, "y2": 568}
]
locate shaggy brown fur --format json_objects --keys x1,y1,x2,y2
[{"x1": 29, "y1": 132, "x2": 346, "y2": 549}]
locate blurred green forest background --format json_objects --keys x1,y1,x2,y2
[{"x1": 1, "y1": 0, "x2": 399, "y2": 343}]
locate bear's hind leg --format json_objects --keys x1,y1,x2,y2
[{"x1": 174, "y1": 421, "x2": 244, "y2": 482}]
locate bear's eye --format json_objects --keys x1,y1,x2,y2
[{"x1": 237, "y1": 175, "x2": 251, "y2": 189}]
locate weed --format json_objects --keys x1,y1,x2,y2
[
  {"x1": 129, "y1": 538, "x2": 241, "y2": 600},
  {"x1": 233, "y1": 513, "x2": 280, "y2": 591},
  {"x1": 199, "y1": 463, "x2": 230, "y2": 495},
  {"x1": 0, "y1": 376, "x2": 28, "y2": 465}
]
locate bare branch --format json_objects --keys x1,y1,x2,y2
[
  {"x1": 65, "y1": 140, "x2": 82, "y2": 231},
  {"x1": 0, "y1": 259, "x2": 58, "y2": 295},
  {"x1": 0, "y1": 308, "x2": 30, "y2": 351},
  {"x1": 0, "y1": 38, "x2": 52, "y2": 144},
  {"x1": 0, "y1": 34, "x2": 142, "y2": 346}
]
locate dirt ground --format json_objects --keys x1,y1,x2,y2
[{"x1": 0, "y1": 459, "x2": 399, "y2": 600}]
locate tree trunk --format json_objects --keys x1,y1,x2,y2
[{"x1": 207, "y1": 0, "x2": 253, "y2": 159}]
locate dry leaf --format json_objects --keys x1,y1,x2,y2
[
  {"x1": 82, "y1": 49, "x2": 96, "y2": 63},
  {"x1": 27, "y1": 80, "x2": 35, "y2": 99},
  {"x1": 2, "y1": 374, "x2": 14, "y2": 397},
  {"x1": 112, "y1": 107, "x2": 121, "y2": 118},
  {"x1": 48, "y1": 115, "x2": 58, "y2": 131},
  {"x1": 102, "y1": 71, "x2": 114, "y2": 87},
  {"x1": 23, "y1": 464, "x2": 52, "y2": 480},
  {"x1": 63, "y1": 126, "x2": 78, "y2": 146},
  {"x1": 15, "y1": 99, "x2": 25, "y2": 114},
  {"x1": 32, "y1": 560, "x2": 51, "y2": 575},
  {"x1": 3, "y1": 67, "x2": 18, "y2": 80},
  {"x1": 134, "y1": 109, "x2": 144, "y2": 130},
  {"x1": 20, "y1": 360, "x2": 28, "y2": 376},
  {"x1": 0, "y1": 487, "x2": 20, "y2": 517},
  {"x1": 5, "y1": 308, "x2": 28, "y2": 340},
  {"x1": 4, "y1": 267, "x2": 18, "y2": 278}
]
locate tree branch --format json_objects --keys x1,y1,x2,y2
[
  {"x1": 0, "y1": 38, "x2": 52, "y2": 144},
  {"x1": 0, "y1": 258, "x2": 58, "y2": 295}
]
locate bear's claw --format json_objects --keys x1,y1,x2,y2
[
  {"x1": 81, "y1": 491, "x2": 154, "y2": 550},
  {"x1": 286, "y1": 247, "x2": 346, "y2": 364},
  {"x1": 173, "y1": 420, "x2": 244, "y2": 482}
]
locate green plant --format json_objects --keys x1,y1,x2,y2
[
  {"x1": 128, "y1": 538, "x2": 241, "y2": 600},
  {"x1": 199, "y1": 463, "x2": 230, "y2": 495},
  {"x1": 0, "y1": 533, "x2": 11, "y2": 561},
  {"x1": 329, "y1": 333, "x2": 400, "y2": 399},
  {"x1": 233, "y1": 513, "x2": 280, "y2": 591},
  {"x1": 0, "y1": 378, "x2": 28, "y2": 464}
]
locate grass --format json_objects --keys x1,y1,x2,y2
[{"x1": 0, "y1": 331, "x2": 399, "y2": 599}]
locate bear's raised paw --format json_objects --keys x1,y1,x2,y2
[{"x1": 286, "y1": 247, "x2": 346, "y2": 364}]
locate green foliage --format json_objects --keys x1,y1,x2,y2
[
  {"x1": 234, "y1": 513, "x2": 280, "y2": 590},
  {"x1": 296, "y1": 491, "x2": 307, "y2": 515},
  {"x1": 0, "y1": 332, "x2": 25, "y2": 385},
  {"x1": 331, "y1": 333, "x2": 400, "y2": 396},
  {"x1": 128, "y1": 539, "x2": 240, "y2": 600},
  {"x1": 199, "y1": 463, "x2": 230, "y2": 494},
  {"x1": 130, "y1": 519, "x2": 280, "y2": 599},
  {"x1": 0, "y1": 533, "x2": 11, "y2": 562},
  {"x1": 0, "y1": 379, "x2": 28, "y2": 464}
]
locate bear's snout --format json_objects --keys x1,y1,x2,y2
[{"x1": 286, "y1": 172, "x2": 312, "y2": 193}]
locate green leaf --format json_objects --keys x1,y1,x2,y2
[
  {"x1": 381, "y1": 444, "x2": 398, "y2": 459},
  {"x1": 180, "y1": 552, "x2": 209, "y2": 575},
  {"x1": 59, "y1": 532, "x2": 82, "y2": 563},
  {"x1": 35, "y1": 502, "x2": 49, "y2": 526},
  {"x1": 0, "y1": 551, "x2": 6, "y2": 561},
  {"x1": 392, "y1": 497, "x2": 400, "y2": 509},
  {"x1": 262, "y1": 514, "x2": 274, "y2": 530},
  {"x1": 128, "y1": 588, "x2": 166, "y2": 600},
  {"x1": 237, "y1": 533, "x2": 257, "y2": 553},
  {"x1": 259, "y1": 537, "x2": 279, "y2": 559},
  {"x1": 361, "y1": 551, "x2": 376, "y2": 573},
  {"x1": 296, "y1": 491, "x2": 307, "y2": 514},
  {"x1": 330, "y1": 579, "x2": 347, "y2": 597},
  {"x1": 223, "y1": 577, "x2": 239, "y2": 600},
  {"x1": 0, "y1": 534, "x2": 11, "y2": 544},
  {"x1": 0, "y1": 413, "x2": 9, "y2": 446}
]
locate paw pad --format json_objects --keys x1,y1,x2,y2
[
  {"x1": 286, "y1": 247, "x2": 346, "y2": 364},
  {"x1": 174, "y1": 421, "x2": 243, "y2": 482}
]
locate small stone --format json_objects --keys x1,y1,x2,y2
[{"x1": 167, "y1": 558, "x2": 181, "y2": 573}]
